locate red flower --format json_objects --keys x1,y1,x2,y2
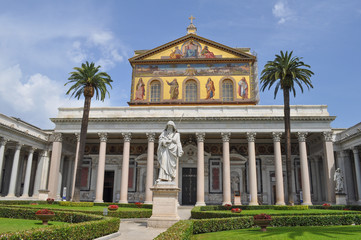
[
  {"x1": 224, "y1": 204, "x2": 232, "y2": 210},
  {"x1": 46, "y1": 198, "x2": 54, "y2": 204},
  {"x1": 231, "y1": 208, "x2": 242, "y2": 213},
  {"x1": 135, "y1": 202, "x2": 143, "y2": 208},
  {"x1": 36, "y1": 209, "x2": 54, "y2": 215},
  {"x1": 108, "y1": 205, "x2": 119, "y2": 210},
  {"x1": 254, "y1": 214, "x2": 272, "y2": 220}
]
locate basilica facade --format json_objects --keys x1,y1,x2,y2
[{"x1": 1, "y1": 23, "x2": 361, "y2": 206}]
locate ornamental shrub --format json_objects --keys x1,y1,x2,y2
[
  {"x1": 274, "y1": 205, "x2": 309, "y2": 210},
  {"x1": 231, "y1": 208, "x2": 242, "y2": 213},
  {"x1": 46, "y1": 198, "x2": 55, "y2": 204},
  {"x1": 155, "y1": 220, "x2": 193, "y2": 240},
  {"x1": 108, "y1": 205, "x2": 119, "y2": 210},
  {"x1": 35, "y1": 209, "x2": 55, "y2": 215},
  {"x1": 59, "y1": 201, "x2": 94, "y2": 207},
  {"x1": 254, "y1": 213, "x2": 272, "y2": 220}
]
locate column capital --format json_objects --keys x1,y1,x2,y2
[
  {"x1": 52, "y1": 132, "x2": 63, "y2": 142},
  {"x1": 221, "y1": 132, "x2": 231, "y2": 142},
  {"x1": 196, "y1": 132, "x2": 205, "y2": 142},
  {"x1": 297, "y1": 132, "x2": 308, "y2": 142},
  {"x1": 272, "y1": 132, "x2": 282, "y2": 142},
  {"x1": 28, "y1": 147, "x2": 37, "y2": 154},
  {"x1": 247, "y1": 132, "x2": 256, "y2": 142},
  {"x1": 122, "y1": 132, "x2": 132, "y2": 142},
  {"x1": 98, "y1": 132, "x2": 108, "y2": 142},
  {"x1": 352, "y1": 147, "x2": 360, "y2": 154},
  {"x1": 0, "y1": 138, "x2": 8, "y2": 146},
  {"x1": 40, "y1": 150, "x2": 49, "y2": 158},
  {"x1": 15, "y1": 143, "x2": 23, "y2": 151},
  {"x1": 146, "y1": 132, "x2": 156, "y2": 142},
  {"x1": 75, "y1": 133, "x2": 80, "y2": 142},
  {"x1": 323, "y1": 131, "x2": 333, "y2": 142}
]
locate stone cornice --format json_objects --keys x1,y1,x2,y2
[{"x1": 0, "y1": 121, "x2": 49, "y2": 144}]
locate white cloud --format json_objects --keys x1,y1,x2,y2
[
  {"x1": 272, "y1": 1, "x2": 294, "y2": 24},
  {"x1": 0, "y1": 65, "x2": 111, "y2": 129}
]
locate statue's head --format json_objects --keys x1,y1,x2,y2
[{"x1": 166, "y1": 121, "x2": 177, "y2": 132}]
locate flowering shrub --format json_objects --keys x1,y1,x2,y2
[
  {"x1": 231, "y1": 208, "x2": 242, "y2": 213},
  {"x1": 108, "y1": 205, "x2": 119, "y2": 210},
  {"x1": 35, "y1": 209, "x2": 54, "y2": 215},
  {"x1": 46, "y1": 198, "x2": 54, "y2": 204},
  {"x1": 224, "y1": 204, "x2": 232, "y2": 210},
  {"x1": 135, "y1": 202, "x2": 143, "y2": 208},
  {"x1": 323, "y1": 203, "x2": 331, "y2": 209},
  {"x1": 30, "y1": 203, "x2": 39, "y2": 205},
  {"x1": 254, "y1": 213, "x2": 272, "y2": 220}
]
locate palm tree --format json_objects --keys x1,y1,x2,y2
[
  {"x1": 65, "y1": 61, "x2": 113, "y2": 202},
  {"x1": 260, "y1": 51, "x2": 314, "y2": 205}
]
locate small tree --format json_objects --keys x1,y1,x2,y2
[
  {"x1": 260, "y1": 51, "x2": 314, "y2": 205},
  {"x1": 65, "y1": 61, "x2": 113, "y2": 201}
]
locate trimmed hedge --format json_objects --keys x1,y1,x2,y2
[
  {"x1": 154, "y1": 220, "x2": 193, "y2": 240},
  {"x1": 59, "y1": 201, "x2": 94, "y2": 207},
  {"x1": 193, "y1": 217, "x2": 253, "y2": 234},
  {"x1": 93, "y1": 202, "x2": 153, "y2": 209},
  {"x1": 0, "y1": 206, "x2": 120, "y2": 239},
  {"x1": 274, "y1": 205, "x2": 309, "y2": 210}
]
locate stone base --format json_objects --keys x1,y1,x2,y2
[
  {"x1": 335, "y1": 193, "x2": 347, "y2": 205},
  {"x1": 147, "y1": 181, "x2": 180, "y2": 228},
  {"x1": 234, "y1": 196, "x2": 242, "y2": 205},
  {"x1": 38, "y1": 189, "x2": 49, "y2": 201}
]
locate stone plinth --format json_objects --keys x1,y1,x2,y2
[
  {"x1": 147, "y1": 182, "x2": 180, "y2": 228},
  {"x1": 38, "y1": 189, "x2": 50, "y2": 201},
  {"x1": 234, "y1": 195, "x2": 242, "y2": 205},
  {"x1": 335, "y1": 193, "x2": 347, "y2": 205}
]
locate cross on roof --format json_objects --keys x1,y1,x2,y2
[{"x1": 189, "y1": 15, "x2": 195, "y2": 24}]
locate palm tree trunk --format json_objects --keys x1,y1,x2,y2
[
  {"x1": 72, "y1": 96, "x2": 92, "y2": 202},
  {"x1": 283, "y1": 88, "x2": 294, "y2": 205}
]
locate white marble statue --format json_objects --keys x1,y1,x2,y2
[
  {"x1": 157, "y1": 121, "x2": 183, "y2": 182},
  {"x1": 334, "y1": 168, "x2": 344, "y2": 193}
]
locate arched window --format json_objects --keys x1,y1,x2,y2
[
  {"x1": 222, "y1": 80, "x2": 234, "y2": 101},
  {"x1": 150, "y1": 81, "x2": 161, "y2": 102},
  {"x1": 185, "y1": 80, "x2": 197, "y2": 102}
]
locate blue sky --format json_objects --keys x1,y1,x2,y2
[{"x1": 0, "y1": 0, "x2": 360, "y2": 129}]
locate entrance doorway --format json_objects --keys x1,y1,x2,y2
[
  {"x1": 103, "y1": 171, "x2": 114, "y2": 203},
  {"x1": 182, "y1": 168, "x2": 197, "y2": 205}
]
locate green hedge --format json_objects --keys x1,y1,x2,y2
[
  {"x1": 274, "y1": 205, "x2": 309, "y2": 210},
  {"x1": 59, "y1": 201, "x2": 94, "y2": 207},
  {"x1": 93, "y1": 202, "x2": 153, "y2": 209},
  {"x1": 154, "y1": 220, "x2": 193, "y2": 240},
  {"x1": 0, "y1": 206, "x2": 120, "y2": 239}
]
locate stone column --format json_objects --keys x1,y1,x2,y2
[
  {"x1": 95, "y1": 133, "x2": 107, "y2": 203},
  {"x1": 0, "y1": 138, "x2": 8, "y2": 192},
  {"x1": 298, "y1": 132, "x2": 312, "y2": 205},
  {"x1": 7, "y1": 143, "x2": 23, "y2": 197},
  {"x1": 48, "y1": 133, "x2": 63, "y2": 199},
  {"x1": 323, "y1": 132, "x2": 336, "y2": 203},
  {"x1": 56, "y1": 155, "x2": 65, "y2": 200},
  {"x1": 71, "y1": 133, "x2": 80, "y2": 200},
  {"x1": 196, "y1": 132, "x2": 206, "y2": 206},
  {"x1": 352, "y1": 147, "x2": 361, "y2": 202},
  {"x1": 247, "y1": 132, "x2": 258, "y2": 205},
  {"x1": 145, "y1": 132, "x2": 155, "y2": 204},
  {"x1": 221, "y1": 132, "x2": 231, "y2": 205},
  {"x1": 272, "y1": 132, "x2": 285, "y2": 205},
  {"x1": 119, "y1": 133, "x2": 131, "y2": 203},
  {"x1": 21, "y1": 147, "x2": 36, "y2": 198}
]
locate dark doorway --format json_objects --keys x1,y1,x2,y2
[
  {"x1": 182, "y1": 168, "x2": 197, "y2": 205},
  {"x1": 103, "y1": 171, "x2": 114, "y2": 203}
]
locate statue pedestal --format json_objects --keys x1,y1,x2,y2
[
  {"x1": 234, "y1": 195, "x2": 242, "y2": 205},
  {"x1": 147, "y1": 182, "x2": 180, "y2": 228},
  {"x1": 38, "y1": 189, "x2": 49, "y2": 201},
  {"x1": 335, "y1": 193, "x2": 347, "y2": 205}
]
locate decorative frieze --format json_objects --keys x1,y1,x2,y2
[
  {"x1": 98, "y1": 132, "x2": 108, "y2": 142},
  {"x1": 246, "y1": 132, "x2": 256, "y2": 142},
  {"x1": 122, "y1": 133, "x2": 132, "y2": 142},
  {"x1": 297, "y1": 132, "x2": 308, "y2": 142},
  {"x1": 221, "y1": 132, "x2": 231, "y2": 142},
  {"x1": 196, "y1": 132, "x2": 205, "y2": 142},
  {"x1": 146, "y1": 132, "x2": 156, "y2": 142}
]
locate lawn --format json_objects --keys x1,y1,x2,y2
[
  {"x1": 192, "y1": 225, "x2": 361, "y2": 239},
  {"x1": 15, "y1": 204, "x2": 150, "y2": 212},
  {"x1": 0, "y1": 217, "x2": 68, "y2": 233}
]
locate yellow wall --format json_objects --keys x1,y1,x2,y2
[{"x1": 133, "y1": 75, "x2": 251, "y2": 101}]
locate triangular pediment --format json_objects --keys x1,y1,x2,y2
[{"x1": 129, "y1": 34, "x2": 255, "y2": 63}]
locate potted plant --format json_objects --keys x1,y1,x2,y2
[
  {"x1": 224, "y1": 204, "x2": 232, "y2": 210},
  {"x1": 108, "y1": 205, "x2": 119, "y2": 211},
  {"x1": 253, "y1": 213, "x2": 272, "y2": 232},
  {"x1": 231, "y1": 208, "x2": 242, "y2": 213},
  {"x1": 135, "y1": 202, "x2": 143, "y2": 208},
  {"x1": 35, "y1": 209, "x2": 55, "y2": 225},
  {"x1": 46, "y1": 198, "x2": 54, "y2": 204}
]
